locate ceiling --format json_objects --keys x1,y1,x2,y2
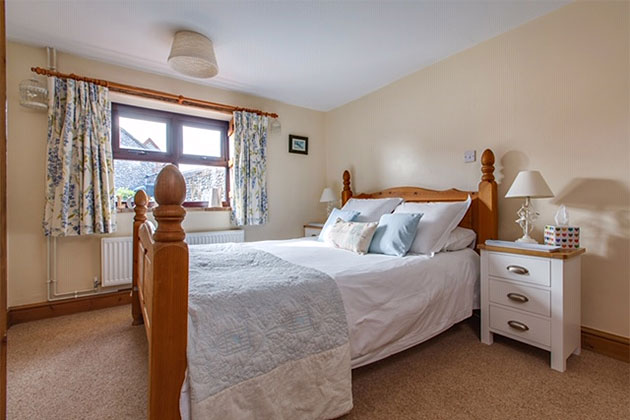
[{"x1": 7, "y1": 1, "x2": 569, "y2": 111}]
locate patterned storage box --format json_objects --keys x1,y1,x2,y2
[{"x1": 544, "y1": 225, "x2": 580, "y2": 249}]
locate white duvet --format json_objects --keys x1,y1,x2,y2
[{"x1": 249, "y1": 237, "x2": 480, "y2": 367}]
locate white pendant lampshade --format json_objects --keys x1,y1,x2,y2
[
  {"x1": 168, "y1": 31, "x2": 218, "y2": 78},
  {"x1": 505, "y1": 170, "x2": 553, "y2": 198}
]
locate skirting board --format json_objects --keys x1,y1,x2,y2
[
  {"x1": 581, "y1": 326, "x2": 629, "y2": 363},
  {"x1": 7, "y1": 289, "x2": 131, "y2": 328}
]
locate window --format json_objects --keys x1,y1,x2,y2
[{"x1": 111, "y1": 104, "x2": 229, "y2": 207}]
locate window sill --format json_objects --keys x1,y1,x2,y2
[{"x1": 117, "y1": 206, "x2": 231, "y2": 214}]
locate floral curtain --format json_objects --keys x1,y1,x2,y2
[
  {"x1": 43, "y1": 77, "x2": 116, "y2": 237},
  {"x1": 231, "y1": 111, "x2": 269, "y2": 226}
]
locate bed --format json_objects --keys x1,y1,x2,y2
[
  {"x1": 247, "y1": 238, "x2": 481, "y2": 368},
  {"x1": 131, "y1": 149, "x2": 498, "y2": 420}
]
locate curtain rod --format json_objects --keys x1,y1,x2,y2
[{"x1": 31, "y1": 67, "x2": 279, "y2": 119}]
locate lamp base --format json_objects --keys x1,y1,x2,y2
[
  {"x1": 515, "y1": 235, "x2": 538, "y2": 244},
  {"x1": 326, "y1": 202, "x2": 335, "y2": 217},
  {"x1": 514, "y1": 197, "x2": 539, "y2": 245}
]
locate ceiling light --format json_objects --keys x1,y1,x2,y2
[{"x1": 168, "y1": 30, "x2": 218, "y2": 78}]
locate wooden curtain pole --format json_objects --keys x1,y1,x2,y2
[{"x1": 31, "y1": 67, "x2": 279, "y2": 119}]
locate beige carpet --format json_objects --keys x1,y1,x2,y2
[{"x1": 7, "y1": 306, "x2": 629, "y2": 420}]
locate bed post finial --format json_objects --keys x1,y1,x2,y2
[
  {"x1": 134, "y1": 189, "x2": 149, "y2": 211},
  {"x1": 342, "y1": 170, "x2": 353, "y2": 206},
  {"x1": 477, "y1": 149, "x2": 498, "y2": 245},
  {"x1": 131, "y1": 189, "x2": 148, "y2": 326},
  {"x1": 148, "y1": 164, "x2": 189, "y2": 419},
  {"x1": 153, "y1": 164, "x2": 186, "y2": 242},
  {"x1": 481, "y1": 149, "x2": 495, "y2": 182}
]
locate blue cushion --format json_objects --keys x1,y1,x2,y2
[
  {"x1": 368, "y1": 213, "x2": 423, "y2": 257},
  {"x1": 318, "y1": 208, "x2": 361, "y2": 241}
]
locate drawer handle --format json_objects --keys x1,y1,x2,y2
[
  {"x1": 507, "y1": 320, "x2": 529, "y2": 332},
  {"x1": 507, "y1": 265, "x2": 529, "y2": 275},
  {"x1": 507, "y1": 292, "x2": 529, "y2": 303}
]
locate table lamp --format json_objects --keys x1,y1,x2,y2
[
  {"x1": 505, "y1": 170, "x2": 554, "y2": 243},
  {"x1": 319, "y1": 187, "x2": 336, "y2": 216}
]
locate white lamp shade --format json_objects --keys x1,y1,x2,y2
[
  {"x1": 168, "y1": 31, "x2": 218, "y2": 78},
  {"x1": 505, "y1": 170, "x2": 554, "y2": 198},
  {"x1": 319, "y1": 187, "x2": 336, "y2": 203}
]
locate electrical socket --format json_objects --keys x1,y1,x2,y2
[{"x1": 464, "y1": 150, "x2": 476, "y2": 163}]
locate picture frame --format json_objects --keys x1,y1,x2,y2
[{"x1": 289, "y1": 134, "x2": 308, "y2": 155}]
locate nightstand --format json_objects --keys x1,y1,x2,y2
[
  {"x1": 479, "y1": 244, "x2": 585, "y2": 372},
  {"x1": 304, "y1": 223, "x2": 324, "y2": 237}
]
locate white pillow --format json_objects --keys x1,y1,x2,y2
[
  {"x1": 323, "y1": 218, "x2": 378, "y2": 255},
  {"x1": 442, "y1": 227, "x2": 477, "y2": 252},
  {"x1": 341, "y1": 197, "x2": 403, "y2": 222},
  {"x1": 394, "y1": 196, "x2": 472, "y2": 255}
]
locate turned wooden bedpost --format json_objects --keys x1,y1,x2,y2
[
  {"x1": 148, "y1": 165, "x2": 188, "y2": 420},
  {"x1": 132, "y1": 190, "x2": 148, "y2": 326},
  {"x1": 476, "y1": 149, "x2": 498, "y2": 245},
  {"x1": 342, "y1": 170, "x2": 353, "y2": 206}
]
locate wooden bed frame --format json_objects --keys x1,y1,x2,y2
[
  {"x1": 131, "y1": 148, "x2": 497, "y2": 419},
  {"x1": 341, "y1": 148, "x2": 498, "y2": 245}
]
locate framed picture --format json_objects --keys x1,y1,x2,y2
[{"x1": 289, "y1": 135, "x2": 308, "y2": 155}]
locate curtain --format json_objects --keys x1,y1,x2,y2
[
  {"x1": 43, "y1": 77, "x2": 116, "y2": 237},
  {"x1": 231, "y1": 111, "x2": 269, "y2": 226}
]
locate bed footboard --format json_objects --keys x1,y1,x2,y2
[{"x1": 132, "y1": 165, "x2": 189, "y2": 420}]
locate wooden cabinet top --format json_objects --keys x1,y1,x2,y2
[{"x1": 478, "y1": 244, "x2": 585, "y2": 260}]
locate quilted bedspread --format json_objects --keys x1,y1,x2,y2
[{"x1": 180, "y1": 243, "x2": 352, "y2": 420}]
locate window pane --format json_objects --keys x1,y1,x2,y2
[
  {"x1": 114, "y1": 160, "x2": 169, "y2": 203},
  {"x1": 118, "y1": 116, "x2": 167, "y2": 153},
  {"x1": 182, "y1": 125, "x2": 221, "y2": 157},
  {"x1": 179, "y1": 164, "x2": 226, "y2": 203}
]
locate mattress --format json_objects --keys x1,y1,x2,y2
[{"x1": 248, "y1": 237, "x2": 480, "y2": 368}]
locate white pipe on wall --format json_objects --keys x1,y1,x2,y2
[
  {"x1": 42, "y1": 46, "x2": 126, "y2": 302},
  {"x1": 46, "y1": 46, "x2": 56, "y2": 71},
  {"x1": 46, "y1": 236, "x2": 127, "y2": 302}
]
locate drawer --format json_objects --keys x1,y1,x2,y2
[
  {"x1": 488, "y1": 252, "x2": 550, "y2": 286},
  {"x1": 304, "y1": 227, "x2": 321, "y2": 237},
  {"x1": 489, "y1": 279, "x2": 550, "y2": 317},
  {"x1": 490, "y1": 305, "x2": 550, "y2": 347}
]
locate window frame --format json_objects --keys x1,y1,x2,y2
[{"x1": 111, "y1": 103, "x2": 230, "y2": 207}]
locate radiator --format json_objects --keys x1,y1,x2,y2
[
  {"x1": 100, "y1": 229, "x2": 245, "y2": 287},
  {"x1": 185, "y1": 230, "x2": 245, "y2": 245},
  {"x1": 100, "y1": 237, "x2": 133, "y2": 288}
]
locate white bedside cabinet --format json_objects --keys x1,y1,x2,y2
[
  {"x1": 304, "y1": 223, "x2": 324, "y2": 238},
  {"x1": 479, "y1": 244, "x2": 585, "y2": 372}
]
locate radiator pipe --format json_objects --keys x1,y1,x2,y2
[
  {"x1": 43, "y1": 46, "x2": 124, "y2": 301},
  {"x1": 46, "y1": 236, "x2": 126, "y2": 302}
]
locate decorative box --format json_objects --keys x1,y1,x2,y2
[{"x1": 544, "y1": 225, "x2": 580, "y2": 249}]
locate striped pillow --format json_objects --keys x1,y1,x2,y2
[{"x1": 324, "y1": 218, "x2": 378, "y2": 255}]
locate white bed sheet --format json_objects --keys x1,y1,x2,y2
[{"x1": 248, "y1": 238, "x2": 479, "y2": 368}]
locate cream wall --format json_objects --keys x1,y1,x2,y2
[
  {"x1": 324, "y1": 2, "x2": 629, "y2": 337},
  {"x1": 7, "y1": 41, "x2": 326, "y2": 306}
]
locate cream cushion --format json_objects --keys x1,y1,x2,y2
[{"x1": 324, "y1": 218, "x2": 378, "y2": 255}]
